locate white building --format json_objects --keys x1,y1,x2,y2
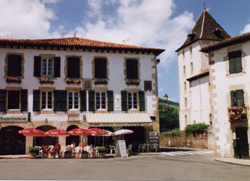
[
  {"x1": 0, "y1": 35, "x2": 164, "y2": 155},
  {"x1": 176, "y1": 9, "x2": 231, "y2": 131},
  {"x1": 201, "y1": 32, "x2": 250, "y2": 159}
]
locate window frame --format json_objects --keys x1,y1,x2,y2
[
  {"x1": 68, "y1": 92, "x2": 79, "y2": 110},
  {"x1": 41, "y1": 58, "x2": 53, "y2": 77},
  {"x1": 95, "y1": 92, "x2": 106, "y2": 110},
  {"x1": 229, "y1": 50, "x2": 242, "y2": 74},
  {"x1": 41, "y1": 91, "x2": 53, "y2": 110},
  {"x1": 7, "y1": 90, "x2": 20, "y2": 110},
  {"x1": 128, "y1": 92, "x2": 138, "y2": 110}
]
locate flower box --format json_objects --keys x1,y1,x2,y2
[
  {"x1": 94, "y1": 80, "x2": 108, "y2": 85},
  {"x1": 65, "y1": 78, "x2": 82, "y2": 84},
  {"x1": 228, "y1": 106, "x2": 247, "y2": 122},
  {"x1": 66, "y1": 80, "x2": 81, "y2": 84},
  {"x1": 126, "y1": 79, "x2": 140, "y2": 85},
  {"x1": 6, "y1": 79, "x2": 22, "y2": 83},
  {"x1": 39, "y1": 80, "x2": 54, "y2": 84},
  {"x1": 126, "y1": 82, "x2": 139, "y2": 85},
  {"x1": 38, "y1": 77, "x2": 55, "y2": 84}
]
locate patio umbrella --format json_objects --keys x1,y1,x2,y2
[
  {"x1": 18, "y1": 128, "x2": 45, "y2": 146},
  {"x1": 45, "y1": 129, "x2": 69, "y2": 137},
  {"x1": 114, "y1": 129, "x2": 134, "y2": 136},
  {"x1": 68, "y1": 128, "x2": 91, "y2": 136},
  {"x1": 103, "y1": 130, "x2": 114, "y2": 136},
  {"x1": 88, "y1": 128, "x2": 107, "y2": 146}
]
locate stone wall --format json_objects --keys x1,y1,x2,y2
[{"x1": 159, "y1": 131, "x2": 209, "y2": 149}]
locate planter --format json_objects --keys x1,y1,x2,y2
[
  {"x1": 81, "y1": 152, "x2": 88, "y2": 159},
  {"x1": 64, "y1": 152, "x2": 72, "y2": 158},
  {"x1": 66, "y1": 81, "x2": 81, "y2": 84},
  {"x1": 127, "y1": 149, "x2": 131, "y2": 157},
  {"x1": 48, "y1": 152, "x2": 55, "y2": 159},
  {"x1": 99, "y1": 152, "x2": 105, "y2": 158},
  {"x1": 29, "y1": 152, "x2": 37, "y2": 159},
  {"x1": 126, "y1": 82, "x2": 139, "y2": 86},
  {"x1": 39, "y1": 81, "x2": 54, "y2": 84},
  {"x1": 94, "y1": 82, "x2": 108, "y2": 85},
  {"x1": 6, "y1": 79, "x2": 21, "y2": 83}
]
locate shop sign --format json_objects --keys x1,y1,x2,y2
[
  {"x1": 0, "y1": 116, "x2": 27, "y2": 122},
  {"x1": 149, "y1": 131, "x2": 158, "y2": 139},
  {"x1": 115, "y1": 140, "x2": 128, "y2": 158}
]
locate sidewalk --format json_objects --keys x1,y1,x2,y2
[
  {"x1": 0, "y1": 154, "x2": 30, "y2": 159},
  {"x1": 214, "y1": 157, "x2": 250, "y2": 167}
]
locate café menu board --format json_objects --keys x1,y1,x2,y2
[{"x1": 115, "y1": 140, "x2": 128, "y2": 158}]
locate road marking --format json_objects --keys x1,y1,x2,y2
[{"x1": 161, "y1": 150, "x2": 214, "y2": 156}]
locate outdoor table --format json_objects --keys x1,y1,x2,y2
[
  {"x1": 145, "y1": 144, "x2": 151, "y2": 152},
  {"x1": 84, "y1": 146, "x2": 91, "y2": 153}
]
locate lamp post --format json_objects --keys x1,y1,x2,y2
[{"x1": 164, "y1": 94, "x2": 169, "y2": 111}]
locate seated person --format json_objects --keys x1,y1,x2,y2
[
  {"x1": 41, "y1": 141, "x2": 50, "y2": 158},
  {"x1": 79, "y1": 141, "x2": 86, "y2": 148},
  {"x1": 71, "y1": 141, "x2": 76, "y2": 150},
  {"x1": 54, "y1": 141, "x2": 61, "y2": 158}
]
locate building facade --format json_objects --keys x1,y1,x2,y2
[
  {"x1": 202, "y1": 32, "x2": 250, "y2": 159},
  {"x1": 176, "y1": 9, "x2": 231, "y2": 131},
  {"x1": 0, "y1": 36, "x2": 164, "y2": 155}
]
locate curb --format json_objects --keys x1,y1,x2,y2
[{"x1": 214, "y1": 157, "x2": 250, "y2": 167}]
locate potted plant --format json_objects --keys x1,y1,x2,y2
[
  {"x1": 38, "y1": 77, "x2": 55, "y2": 84},
  {"x1": 29, "y1": 147, "x2": 39, "y2": 159},
  {"x1": 94, "y1": 80, "x2": 108, "y2": 85},
  {"x1": 64, "y1": 78, "x2": 82, "y2": 84},
  {"x1": 97, "y1": 146, "x2": 106, "y2": 158},
  {"x1": 81, "y1": 151, "x2": 89, "y2": 158},
  {"x1": 5, "y1": 75, "x2": 22, "y2": 83},
  {"x1": 64, "y1": 150, "x2": 72, "y2": 158},
  {"x1": 48, "y1": 150, "x2": 55, "y2": 159},
  {"x1": 126, "y1": 79, "x2": 140, "y2": 85}
]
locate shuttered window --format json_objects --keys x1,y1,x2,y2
[
  {"x1": 68, "y1": 92, "x2": 79, "y2": 109},
  {"x1": 128, "y1": 92, "x2": 138, "y2": 109},
  {"x1": 42, "y1": 59, "x2": 53, "y2": 76},
  {"x1": 121, "y1": 90, "x2": 127, "y2": 111},
  {"x1": 126, "y1": 59, "x2": 138, "y2": 79},
  {"x1": 89, "y1": 90, "x2": 95, "y2": 111},
  {"x1": 67, "y1": 57, "x2": 80, "y2": 78},
  {"x1": 34, "y1": 56, "x2": 41, "y2": 77},
  {"x1": 54, "y1": 57, "x2": 60, "y2": 77},
  {"x1": 8, "y1": 55, "x2": 22, "y2": 76},
  {"x1": 8, "y1": 91, "x2": 20, "y2": 109},
  {"x1": 139, "y1": 91, "x2": 145, "y2": 111},
  {"x1": 95, "y1": 58, "x2": 107, "y2": 78},
  {"x1": 231, "y1": 90, "x2": 244, "y2": 107},
  {"x1": 107, "y1": 90, "x2": 114, "y2": 111},
  {"x1": 21, "y1": 89, "x2": 28, "y2": 111},
  {"x1": 80, "y1": 90, "x2": 86, "y2": 111},
  {"x1": 33, "y1": 90, "x2": 40, "y2": 111},
  {"x1": 0, "y1": 89, "x2": 6, "y2": 111},
  {"x1": 144, "y1": 81, "x2": 152, "y2": 92},
  {"x1": 229, "y1": 50, "x2": 242, "y2": 74},
  {"x1": 42, "y1": 92, "x2": 52, "y2": 110},
  {"x1": 54, "y1": 90, "x2": 67, "y2": 111},
  {"x1": 96, "y1": 92, "x2": 106, "y2": 110}
]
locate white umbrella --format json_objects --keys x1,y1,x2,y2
[{"x1": 114, "y1": 129, "x2": 133, "y2": 136}]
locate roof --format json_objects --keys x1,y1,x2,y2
[
  {"x1": 201, "y1": 32, "x2": 250, "y2": 53},
  {"x1": 0, "y1": 36, "x2": 165, "y2": 56},
  {"x1": 85, "y1": 113, "x2": 152, "y2": 127},
  {"x1": 176, "y1": 10, "x2": 231, "y2": 52},
  {"x1": 186, "y1": 70, "x2": 209, "y2": 82}
]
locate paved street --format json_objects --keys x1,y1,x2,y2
[{"x1": 0, "y1": 151, "x2": 250, "y2": 180}]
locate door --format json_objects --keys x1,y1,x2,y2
[{"x1": 234, "y1": 127, "x2": 249, "y2": 159}]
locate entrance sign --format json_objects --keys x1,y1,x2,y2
[
  {"x1": 115, "y1": 140, "x2": 128, "y2": 158},
  {"x1": 0, "y1": 116, "x2": 27, "y2": 122},
  {"x1": 149, "y1": 131, "x2": 158, "y2": 139}
]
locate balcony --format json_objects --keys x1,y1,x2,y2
[{"x1": 228, "y1": 107, "x2": 247, "y2": 123}]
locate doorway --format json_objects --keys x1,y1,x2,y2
[{"x1": 234, "y1": 127, "x2": 249, "y2": 159}]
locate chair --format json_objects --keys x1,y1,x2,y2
[
  {"x1": 89, "y1": 146, "x2": 97, "y2": 157},
  {"x1": 138, "y1": 143, "x2": 146, "y2": 152},
  {"x1": 127, "y1": 144, "x2": 133, "y2": 154},
  {"x1": 35, "y1": 146, "x2": 44, "y2": 158},
  {"x1": 109, "y1": 145, "x2": 116, "y2": 154},
  {"x1": 151, "y1": 143, "x2": 158, "y2": 152}
]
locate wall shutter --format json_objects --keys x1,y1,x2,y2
[
  {"x1": 235, "y1": 50, "x2": 242, "y2": 73},
  {"x1": 95, "y1": 58, "x2": 107, "y2": 78},
  {"x1": 53, "y1": 90, "x2": 61, "y2": 111},
  {"x1": 139, "y1": 91, "x2": 145, "y2": 111},
  {"x1": 89, "y1": 90, "x2": 95, "y2": 111},
  {"x1": 54, "y1": 57, "x2": 61, "y2": 77},
  {"x1": 132, "y1": 60, "x2": 138, "y2": 79},
  {"x1": 126, "y1": 59, "x2": 133, "y2": 79},
  {"x1": 21, "y1": 89, "x2": 28, "y2": 111},
  {"x1": 107, "y1": 90, "x2": 114, "y2": 111},
  {"x1": 121, "y1": 90, "x2": 127, "y2": 111},
  {"x1": 34, "y1": 56, "x2": 41, "y2": 77},
  {"x1": 67, "y1": 57, "x2": 80, "y2": 78},
  {"x1": 230, "y1": 91, "x2": 235, "y2": 107},
  {"x1": 33, "y1": 90, "x2": 40, "y2": 111},
  {"x1": 80, "y1": 90, "x2": 86, "y2": 111},
  {"x1": 229, "y1": 58, "x2": 235, "y2": 74},
  {"x1": 60, "y1": 90, "x2": 67, "y2": 111},
  {"x1": 236, "y1": 90, "x2": 244, "y2": 107},
  {"x1": 8, "y1": 55, "x2": 22, "y2": 76},
  {"x1": 0, "y1": 89, "x2": 6, "y2": 112}
]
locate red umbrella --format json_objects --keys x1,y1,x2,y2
[
  {"x1": 18, "y1": 128, "x2": 45, "y2": 137},
  {"x1": 88, "y1": 128, "x2": 107, "y2": 135},
  {"x1": 45, "y1": 129, "x2": 69, "y2": 137},
  {"x1": 68, "y1": 128, "x2": 91, "y2": 136}
]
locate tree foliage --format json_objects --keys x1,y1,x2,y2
[{"x1": 184, "y1": 123, "x2": 210, "y2": 133}]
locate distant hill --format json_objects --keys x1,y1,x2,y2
[{"x1": 159, "y1": 98, "x2": 179, "y2": 109}]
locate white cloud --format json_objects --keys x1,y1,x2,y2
[
  {"x1": 0, "y1": 0, "x2": 57, "y2": 38},
  {"x1": 41, "y1": 0, "x2": 59, "y2": 3},
  {"x1": 241, "y1": 24, "x2": 250, "y2": 34},
  {"x1": 67, "y1": 0, "x2": 195, "y2": 70},
  {"x1": 158, "y1": 88, "x2": 164, "y2": 92}
]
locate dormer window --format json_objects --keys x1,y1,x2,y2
[
  {"x1": 187, "y1": 32, "x2": 196, "y2": 41},
  {"x1": 213, "y1": 28, "x2": 223, "y2": 39}
]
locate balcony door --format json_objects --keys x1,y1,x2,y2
[{"x1": 234, "y1": 127, "x2": 249, "y2": 159}]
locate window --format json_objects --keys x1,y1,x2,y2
[
  {"x1": 68, "y1": 92, "x2": 79, "y2": 109},
  {"x1": 229, "y1": 50, "x2": 242, "y2": 74},
  {"x1": 95, "y1": 58, "x2": 107, "y2": 78},
  {"x1": 231, "y1": 90, "x2": 244, "y2": 107},
  {"x1": 185, "y1": 115, "x2": 187, "y2": 124},
  {"x1": 41, "y1": 92, "x2": 52, "y2": 109},
  {"x1": 42, "y1": 59, "x2": 53, "y2": 76},
  {"x1": 126, "y1": 59, "x2": 138, "y2": 79},
  {"x1": 96, "y1": 92, "x2": 106, "y2": 110},
  {"x1": 34, "y1": 56, "x2": 60, "y2": 77},
  {"x1": 183, "y1": 66, "x2": 186, "y2": 77},
  {"x1": 184, "y1": 82, "x2": 186, "y2": 92},
  {"x1": 7, "y1": 55, "x2": 22, "y2": 76},
  {"x1": 67, "y1": 57, "x2": 80, "y2": 78},
  {"x1": 128, "y1": 92, "x2": 138, "y2": 109},
  {"x1": 8, "y1": 91, "x2": 20, "y2": 109},
  {"x1": 190, "y1": 46, "x2": 192, "y2": 55},
  {"x1": 190, "y1": 62, "x2": 193, "y2": 75},
  {"x1": 121, "y1": 91, "x2": 145, "y2": 111},
  {"x1": 185, "y1": 98, "x2": 187, "y2": 108}
]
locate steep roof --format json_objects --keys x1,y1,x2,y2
[
  {"x1": 0, "y1": 36, "x2": 165, "y2": 56},
  {"x1": 201, "y1": 32, "x2": 250, "y2": 53},
  {"x1": 176, "y1": 10, "x2": 231, "y2": 52}
]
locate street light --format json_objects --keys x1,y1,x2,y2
[{"x1": 164, "y1": 94, "x2": 168, "y2": 101}]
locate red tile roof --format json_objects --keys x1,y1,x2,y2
[
  {"x1": 201, "y1": 32, "x2": 250, "y2": 53},
  {"x1": 0, "y1": 36, "x2": 165, "y2": 56}
]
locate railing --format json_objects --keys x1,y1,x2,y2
[{"x1": 228, "y1": 107, "x2": 247, "y2": 122}]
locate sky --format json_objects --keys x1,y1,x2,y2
[{"x1": 1, "y1": 0, "x2": 250, "y2": 102}]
